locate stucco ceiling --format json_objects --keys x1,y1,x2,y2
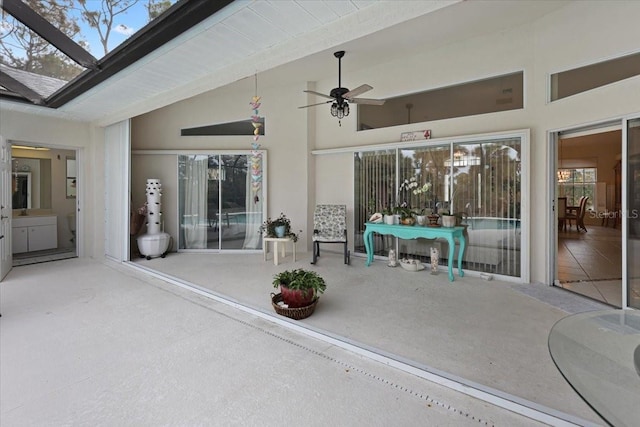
[{"x1": 1, "y1": 0, "x2": 571, "y2": 126}]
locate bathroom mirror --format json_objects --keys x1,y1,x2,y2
[{"x1": 11, "y1": 157, "x2": 52, "y2": 209}]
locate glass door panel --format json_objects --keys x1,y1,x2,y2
[
  {"x1": 451, "y1": 138, "x2": 521, "y2": 277},
  {"x1": 178, "y1": 153, "x2": 264, "y2": 252},
  {"x1": 220, "y1": 154, "x2": 249, "y2": 250},
  {"x1": 353, "y1": 149, "x2": 396, "y2": 256},
  {"x1": 627, "y1": 118, "x2": 640, "y2": 309}
]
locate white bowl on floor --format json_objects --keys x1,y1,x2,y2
[{"x1": 399, "y1": 259, "x2": 425, "y2": 272}]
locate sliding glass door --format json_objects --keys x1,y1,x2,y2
[
  {"x1": 626, "y1": 117, "x2": 640, "y2": 309},
  {"x1": 178, "y1": 152, "x2": 265, "y2": 251},
  {"x1": 354, "y1": 133, "x2": 525, "y2": 280}
]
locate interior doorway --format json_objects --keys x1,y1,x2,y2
[
  {"x1": 554, "y1": 126, "x2": 623, "y2": 307},
  {"x1": 9, "y1": 142, "x2": 78, "y2": 267}
]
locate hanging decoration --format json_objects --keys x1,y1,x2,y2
[{"x1": 250, "y1": 73, "x2": 263, "y2": 203}]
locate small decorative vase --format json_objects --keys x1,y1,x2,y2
[
  {"x1": 442, "y1": 215, "x2": 456, "y2": 227},
  {"x1": 427, "y1": 214, "x2": 440, "y2": 226},
  {"x1": 388, "y1": 249, "x2": 397, "y2": 267},
  {"x1": 384, "y1": 214, "x2": 395, "y2": 225},
  {"x1": 274, "y1": 225, "x2": 286, "y2": 237},
  {"x1": 430, "y1": 247, "x2": 439, "y2": 274},
  {"x1": 416, "y1": 215, "x2": 426, "y2": 226}
]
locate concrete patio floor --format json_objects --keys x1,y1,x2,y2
[
  {"x1": 126, "y1": 249, "x2": 609, "y2": 425},
  {"x1": 0, "y1": 252, "x2": 612, "y2": 425}
]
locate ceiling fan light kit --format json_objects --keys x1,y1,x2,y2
[{"x1": 300, "y1": 50, "x2": 384, "y2": 126}]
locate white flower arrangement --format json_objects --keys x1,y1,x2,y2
[
  {"x1": 399, "y1": 176, "x2": 419, "y2": 193},
  {"x1": 412, "y1": 182, "x2": 431, "y2": 196}
]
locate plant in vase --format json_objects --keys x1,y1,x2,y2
[
  {"x1": 440, "y1": 210, "x2": 456, "y2": 227},
  {"x1": 259, "y1": 213, "x2": 300, "y2": 241},
  {"x1": 272, "y1": 268, "x2": 326, "y2": 308},
  {"x1": 398, "y1": 206, "x2": 417, "y2": 225},
  {"x1": 381, "y1": 207, "x2": 395, "y2": 224}
]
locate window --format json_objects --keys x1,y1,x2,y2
[
  {"x1": 354, "y1": 135, "x2": 524, "y2": 278},
  {"x1": 358, "y1": 72, "x2": 523, "y2": 131},
  {"x1": 550, "y1": 52, "x2": 640, "y2": 101},
  {"x1": 558, "y1": 168, "x2": 597, "y2": 210}
]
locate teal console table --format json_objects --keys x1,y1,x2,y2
[{"x1": 363, "y1": 222, "x2": 466, "y2": 281}]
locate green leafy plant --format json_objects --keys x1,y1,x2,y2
[
  {"x1": 272, "y1": 268, "x2": 327, "y2": 295},
  {"x1": 259, "y1": 212, "x2": 300, "y2": 242}
]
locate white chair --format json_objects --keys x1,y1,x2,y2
[{"x1": 311, "y1": 204, "x2": 350, "y2": 265}]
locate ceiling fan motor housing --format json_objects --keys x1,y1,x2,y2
[{"x1": 330, "y1": 87, "x2": 350, "y2": 102}]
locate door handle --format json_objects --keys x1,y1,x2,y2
[{"x1": 0, "y1": 215, "x2": 8, "y2": 220}]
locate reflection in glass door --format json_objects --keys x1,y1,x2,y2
[
  {"x1": 626, "y1": 118, "x2": 640, "y2": 309},
  {"x1": 178, "y1": 152, "x2": 264, "y2": 252}
]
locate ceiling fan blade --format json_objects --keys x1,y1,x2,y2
[
  {"x1": 350, "y1": 97, "x2": 386, "y2": 105},
  {"x1": 303, "y1": 90, "x2": 334, "y2": 100},
  {"x1": 344, "y1": 84, "x2": 372, "y2": 99},
  {"x1": 298, "y1": 100, "x2": 332, "y2": 109}
]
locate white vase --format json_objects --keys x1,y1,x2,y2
[
  {"x1": 384, "y1": 215, "x2": 395, "y2": 225},
  {"x1": 416, "y1": 215, "x2": 426, "y2": 226},
  {"x1": 442, "y1": 215, "x2": 456, "y2": 227}
]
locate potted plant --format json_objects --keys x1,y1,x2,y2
[
  {"x1": 440, "y1": 210, "x2": 456, "y2": 227},
  {"x1": 259, "y1": 212, "x2": 300, "y2": 241},
  {"x1": 273, "y1": 268, "x2": 326, "y2": 308},
  {"x1": 397, "y1": 206, "x2": 416, "y2": 225},
  {"x1": 382, "y1": 207, "x2": 395, "y2": 224}
]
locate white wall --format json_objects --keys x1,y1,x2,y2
[
  {"x1": 0, "y1": 108, "x2": 101, "y2": 258},
  {"x1": 131, "y1": 78, "x2": 312, "y2": 249},
  {"x1": 308, "y1": 1, "x2": 640, "y2": 282}
]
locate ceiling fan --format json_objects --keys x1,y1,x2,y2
[{"x1": 299, "y1": 51, "x2": 385, "y2": 124}]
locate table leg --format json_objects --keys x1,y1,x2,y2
[
  {"x1": 292, "y1": 240, "x2": 296, "y2": 262},
  {"x1": 457, "y1": 236, "x2": 465, "y2": 278},
  {"x1": 263, "y1": 241, "x2": 268, "y2": 262},
  {"x1": 446, "y1": 236, "x2": 455, "y2": 281},
  {"x1": 273, "y1": 241, "x2": 279, "y2": 266},
  {"x1": 364, "y1": 230, "x2": 373, "y2": 266}
]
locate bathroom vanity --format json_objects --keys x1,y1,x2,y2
[{"x1": 12, "y1": 215, "x2": 58, "y2": 254}]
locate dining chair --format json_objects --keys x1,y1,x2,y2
[
  {"x1": 566, "y1": 196, "x2": 589, "y2": 232},
  {"x1": 557, "y1": 197, "x2": 567, "y2": 231},
  {"x1": 576, "y1": 196, "x2": 589, "y2": 232}
]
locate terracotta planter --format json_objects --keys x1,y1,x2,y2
[{"x1": 280, "y1": 285, "x2": 315, "y2": 308}]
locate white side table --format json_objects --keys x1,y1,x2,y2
[{"x1": 263, "y1": 237, "x2": 296, "y2": 265}]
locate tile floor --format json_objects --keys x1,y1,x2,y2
[{"x1": 557, "y1": 224, "x2": 623, "y2": 307}]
